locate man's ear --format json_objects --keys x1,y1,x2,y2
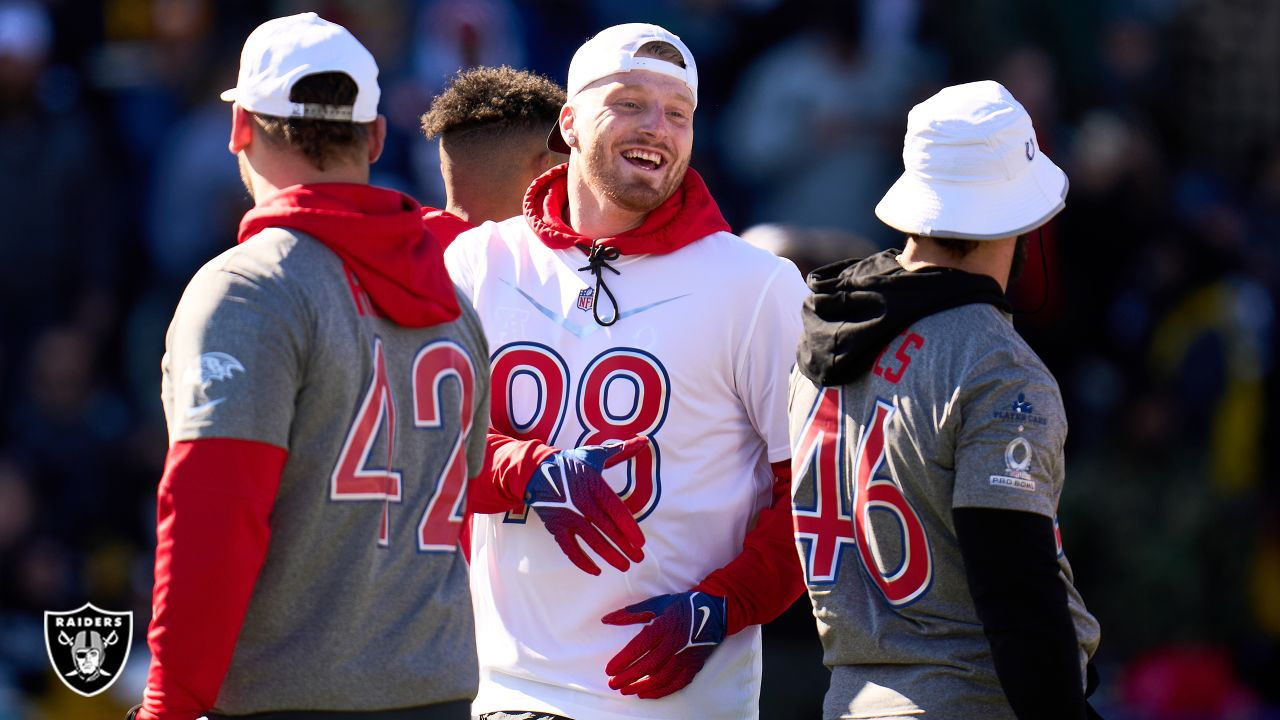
[
  {"x1": 229, "y1": 104, "x2": 253, "y2": 154},
  {"x1": 367, "y1": 115, "x2": 388, "y2": 164},
  {"x1": 559, "y1": 104, "x2": 576, "y2": 146}
]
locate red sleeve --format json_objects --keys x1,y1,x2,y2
[
  {"x1": 138, "y1": 438, "x2": 286, "y2": 720},
  {"x1": 465, "y1": 430, "x2": 557, "y2": 515},
  {"x1": 693, "y1": 460, "x2": 804, "y2": 636}
]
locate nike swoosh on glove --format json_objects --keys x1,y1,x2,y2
[
  {"x1": 525, "y1": 436, "x2": 648, "y2": 575},
  {"x1": 602, "y1": 591, "x2": 728, "y2": 699}
]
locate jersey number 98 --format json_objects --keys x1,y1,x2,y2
[{"x1": 489, "y1": 342, "x2": 669, "y2": 521}]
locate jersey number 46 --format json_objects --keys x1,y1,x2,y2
[{"x1": 792, "y1": 387, "x2": 932, "y2": 606}]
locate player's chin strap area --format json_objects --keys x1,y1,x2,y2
[{"x1": 577, "y1": 242, "x2": 622, "y2": 326}]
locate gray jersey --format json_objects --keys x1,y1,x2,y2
[
  {"x1": 161, "y1": 228, "x2": 490, "y2": 714},
  {"x1": 788, "y1": 303, "x2": 1099, "y2": 720}
]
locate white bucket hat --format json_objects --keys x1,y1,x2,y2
[
  {"x1": 875, "y1": 80, "x2": 1067, "y2": 240},
  {"x1": 548, "y1": 22, "x2": 697, "y2": 153},
  {"x1": 220, "y1": 12, "x2": 380, "y2": 122}
]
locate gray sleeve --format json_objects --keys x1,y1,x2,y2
[
  {"x1": 951, "y1": 354, "x2": 1064, "y2": 518},
  {"x1": 461, "y1": 300, "x2": 491, "y2": 478},
  {"x1": 161, "y1": 256, "x2": 308, "y2": 448}
]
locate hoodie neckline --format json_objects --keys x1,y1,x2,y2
[
  {"x1": 238, "y1": 183, "x2": 460, "y2": 327},
  {"x1": 796, "y1": 249, "x2": 1011, "y2": 386},
  {"x1": 521, "y1": 164, "x2": 731, "y2": 256}
]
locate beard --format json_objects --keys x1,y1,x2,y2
[
  {"x1": 237, "y1": 153, "x2": 256, "y2": 201},
  {"x1": 583, "y1": 136, "x2": 688, "y2": 214}
]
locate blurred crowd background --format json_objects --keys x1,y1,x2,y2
[{"x1": 0, "y1": 0, "x2": 1277, "y2": 718}]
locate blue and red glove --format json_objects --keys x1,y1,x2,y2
[
  {"x1": 602, "y1": 591, "x2": 728, "y2": 699},
  {"x1": 525, "y1": 437, "x2": 648, "y2": 575}
]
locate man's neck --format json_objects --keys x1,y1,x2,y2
[
  {"x1": 445, "y1": 183, "x2": 520, "y2": 225},
  {"x1": 566, "y1": 163, "x2": 646, "y2": 239},
  {"x1": 898, "y1": 236, "x2": 1015, "y2": 291},
  {"x1": 247, "y1": 152, "x2": 369, "y2": 204}
]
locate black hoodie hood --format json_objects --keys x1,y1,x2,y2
[{"x1": 797, "y1": 249, "x2": 1011, "y2": 386}]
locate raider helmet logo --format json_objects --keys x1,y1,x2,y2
[{"x1": 44, "y1": 603, "x2": 133, "y2": 697}]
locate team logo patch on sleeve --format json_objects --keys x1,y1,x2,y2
[
  {"x1": 183, "y1": 351, "x2": 246, "y2": 389},
  {"x1": 180, "y1": 352, "x2": 246, "y2": 425},
  {"x1": 43, "y1": 603, "x2": 133, "y2": 697}
]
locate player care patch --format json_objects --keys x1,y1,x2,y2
[
  {"x1": 989, "y1": 474, "x2": 1036, "y2": 492},
  {"x1": 991, "y1": 392, "x2": 1048, "y2": 426}
]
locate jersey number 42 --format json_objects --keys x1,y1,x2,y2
[{"x1": 330, "y1": 337, "x2": 477, "y2": 552}]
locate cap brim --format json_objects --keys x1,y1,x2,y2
[
  {"x1": 875, "y1": 153, "x2": 1069, "y2": 240},
  {"x1": 547, "y1": 123, "x2": 570, "y2": 154}
]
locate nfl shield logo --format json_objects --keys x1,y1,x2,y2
[
  {"x1": 44, "y1": 603, "x2": 133, "y2": 697},
  {"x1": 577, "y1": 288, "x2": 595, "y2": 312}
]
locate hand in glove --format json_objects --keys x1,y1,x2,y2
[
  {"x1": 602, "y1": 591, "x2": 727, "y2": 698},
  {"x1": 525, "y1": 436, "x2": 648, "y2": 575}
]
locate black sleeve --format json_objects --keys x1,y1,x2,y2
[{"x1": 953, "y1": 507, "x2": 1087, "y2": 720}]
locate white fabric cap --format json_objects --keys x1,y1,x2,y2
[
  {"x1": 549, "y1": 22, "x2": 697, "y2": 153},
  {"x1": 220, "y1": 12, "x2": 379, "y2": 122},
  {"x1": 875, "y1": 80, "x2": 1068, "y2": 241},
  {"x1": 566, "y1": 22, "x2": 697, "y2": 103}
]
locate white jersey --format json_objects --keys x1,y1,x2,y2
[{"x1": 446, "y1": 216, "x2": 807, "y2": 720}]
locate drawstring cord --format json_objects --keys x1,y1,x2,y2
[{"x1": 576, "y1": 242, "x2": 622, "y2": 326}]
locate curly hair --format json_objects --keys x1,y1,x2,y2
[
  {"x1": 420, "y1": 66, "x2": 565, "y2": 144},
  {"x1": 252, "y1": 72, "x2": 370, "y2": 171}
]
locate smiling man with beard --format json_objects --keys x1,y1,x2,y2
[{"x1": 445, "y1": 22, "x2": 809, "y2": 720}]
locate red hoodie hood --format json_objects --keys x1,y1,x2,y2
[
  {"x1": 522, "y1": 164, "x2": 730, "y2": 255},
  {"x1": 421, "y1": 207, "x2": 476, "y2": 250},
  {"x1": 239, "y1": 184, "x2": 460, "y2": 327}
]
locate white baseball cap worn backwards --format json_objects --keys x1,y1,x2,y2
[
  {"x1": 220, "y1": 12, "x2": 380, "y2": 123},
  {"x1": 548, "y1": 22, "x2": 698, "y2": 153},
  {"x1": 875, "y1": 80, "x2": 1068, "y2": 241}
]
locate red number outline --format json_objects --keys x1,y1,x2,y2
[
  {"x1": 791, "y1": 386, "x2": 854, "y2": 584},
  {"x1": 487, "y1": 344, "x2": 669, "y2": 523},
  {"x1": 331, "y1": 336, "x2": 478, "y2": 551},
  {"x1": 412, "y1": 340, "x2": 478, "y2": 552},
  {"x1": 851, "y1": 399, "x2": 932, "y2": 606},
  {"x1": 792, "y1": 390, "x2": 934, "y2": 605},
  {"x1": 330, "y1": 338, "x2": 401, "y2": 547}
]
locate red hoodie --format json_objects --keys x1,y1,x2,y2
[
  {"x1": 521, "y1": 163, "x2": 730, "y2": 255},
  {"x1": 239, "y1": 183, "x2": 460, "y2": 326},
  {"x1": 421, "y1": 207, "x2": 476, "y2": 248}
]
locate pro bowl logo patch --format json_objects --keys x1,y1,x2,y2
[
  {"x1": 577, "y1": 287, "x2": 595, "y2": 312},
  {"x1": 44, "y1": 603, "x2": 133, "y2": 697},
  {"x1": 989, "y1": 436, "x2": 1036, "y2": 492}
]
